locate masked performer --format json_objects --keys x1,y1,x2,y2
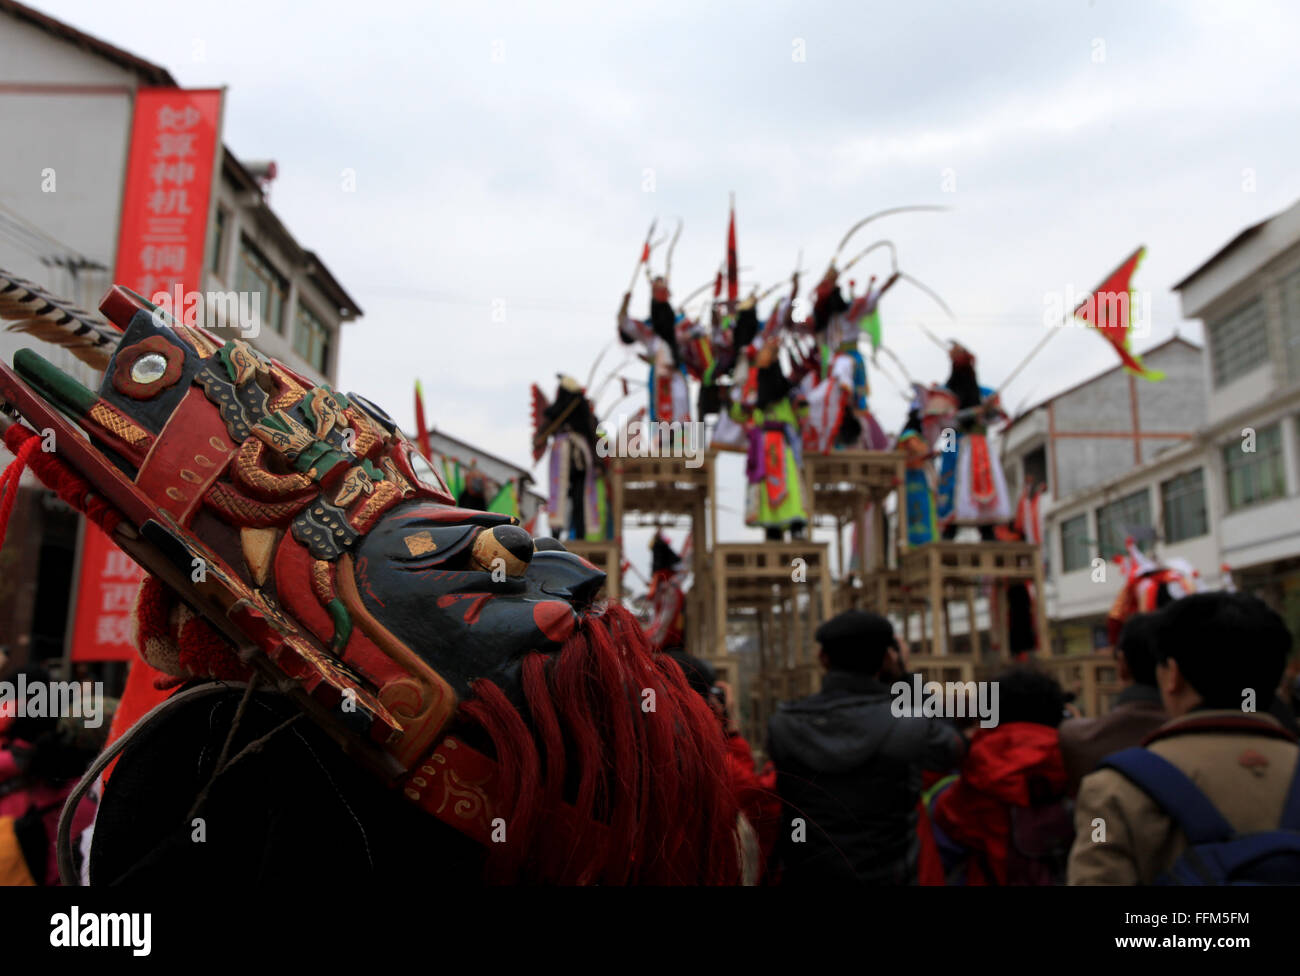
[
  {"x1": 731, "y1": 301, "x2": 809, "y2": 541},
  {"x1": 1107, "y1": 538, "x2": 1199, "y2": 645},
  {"x1": 0, "y1": 273, "x2": 742, "y2": 885},
  {"x1": 645, "y1": 532, "x2": 688, "y2": 652},
  {"x1": 708, "y1": 295, "x2": 761, "y2": 451},
  {"x1": 531, "y1": 375, "x2": 609, "y2": 541},
  {"x1": 802, "y1": 270, "x2": 892, "y2": 452},
  {"x1": 618, "y1": 277, "x2": 690, "y2": 426},
  {"x1": 895, "y1": 402, "x2": 938, "y2": 547},
  {"x1": 934, "y1": 343, "x2": 1011, "y2": 540}
]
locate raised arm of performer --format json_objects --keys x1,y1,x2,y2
[{"x1": 618, "y1": 291, "x2": 655, "y2": 346}]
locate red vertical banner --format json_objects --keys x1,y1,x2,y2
[
  {"x1": 112, "y1": 87, "x2": 224, "y2": 310},
  {"x1": 68, "y1": 522, "x2": 147, "y2": 662},
  {"x1": 65, "y1": 88, "x2": 223, "y2": 662}
]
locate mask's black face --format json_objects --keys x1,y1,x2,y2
[{"x1": 352, "y1": 502, "x2": 606, "y2": 699}]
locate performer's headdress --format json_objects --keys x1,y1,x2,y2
[
  {"x1": 947, "y1": 341, "x2": 975, "y2": 367},
  {"x1": 651, "y1": 531, "x2": 682, "y2": 575},
  {"x1": 944, "y1": 341, "x2": 981, "y2": 409},
  {"x1": 0, "y1": 276, "x2": 740, "y2": 884},
  {"x1": 1106, "y1": 536, "x2": 1200, "y2": 645}
]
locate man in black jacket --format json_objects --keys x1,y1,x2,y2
[{"x1": 768, "y1": 610, "x2": 966, "y2": 884}]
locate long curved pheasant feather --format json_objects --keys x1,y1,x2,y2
[{"x1": 0, "y1": 270, "x2": 120, "y2": 370}]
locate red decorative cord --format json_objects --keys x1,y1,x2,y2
[
  {"x1": 1, "y1": 424, "x2": 123, "y2": 548},
  {"x1": 0, "y1": 435, "x2": 39, "y2": 549}
]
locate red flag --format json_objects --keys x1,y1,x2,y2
[
  {"x1": 725, "y1": 199, "x2": 738, "y2": 304},
  {"x1": 414, "y1": 379, "x2": 432, "y2": 459},
  {"x1": 1072, "y1": 246, "x2": 1163, "y2": 380},
  {"x1": 640, "y1": 241, "x2": 651, "y2": 263}
]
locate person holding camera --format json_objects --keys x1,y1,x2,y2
[{"x1": 767, "y1": 611, "x2": 967, "y2": 885}]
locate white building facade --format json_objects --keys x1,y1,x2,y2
[{"x1": 1002, "y1": 198, "x2": 1300, "y2": 653}]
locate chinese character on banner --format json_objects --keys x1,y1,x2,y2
[
  {"x1": 113, "y1": 87, "x2": 224, "y2": 315},
  {"x1": 68, "y1": 521, "x2": 146, "y2": 662}
]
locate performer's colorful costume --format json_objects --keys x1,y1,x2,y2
[
  {"x1": 646, "y1": 532, "x2": 688, "y2": 652},
  {"x1": 802, "y1": 274, "x2": 890, "y2": 452},
  {"x1": 731, "y1": 303, "x2": 808, "y2": 539},
  {"x1": 1106, "y1": 537, "x2": 1199, "y2": 644},
  {"x1": 0, "y1": 272, "x2": 743, "y2": 885},
  {"x1": 896, "y1": 405, "x2": 937, "y2": 547},
  {"x1": 531, "y1": 375, "x2": 609, "y2": 541},
  {"x1": 934, "y1": 345, "x2": 1011, "y2": 535},
  {"x1": 618, "y1": 281, "x2": 690, "y2": 425}
]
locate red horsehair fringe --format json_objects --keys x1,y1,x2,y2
[{"x1": 461, "y1": 602, "x2": 743, "y2": 885}]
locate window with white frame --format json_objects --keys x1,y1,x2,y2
[
  {"x1": 235, "y1": 234, "x2": 287, "y2": 335},
  {"x1": 1281, "y1": 266, "x2": 1300, "y2": 384},
  {"x1": 1161, "y1": 468, "x2": 1208, "y2": 543},
  {"x1": 1208, "y1": 297, "x2": 1269, "y2": 387},
  {"x1": 210, "y1": 207, "x2": 227, "y2": 276},
  {"x1": 1223, "y1": 423, "x2": 1286, "y2": 510},
  {"x1": 1096, "y1": 489, "x2": 1153, "y2": 560},
  {"x1": 1060, "y1": 513, "x2": 1091, "y2": 572},
  {"x1": 293, "y1": 299, "x2": 331, "y2": 375}
]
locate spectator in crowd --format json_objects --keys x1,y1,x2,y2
[
  {"x1": 665, "y1": 649, "x2": 780, "y2": 881},
  {"x1": 767, "y1": 610, "x2": 966, "y2": 885},
  {"x1": 0, "y1": 668, "x2": 105, "y2": 885},
  {"x1": 1059, "y1": 613, "x2": 1167, "y2": 795},
  {"x1": 1069, "y1": 592, "x2": 1299, "y2": 884},
  {"x1": 929, "y1": 668, "x2": 1074, "y2": 884}
]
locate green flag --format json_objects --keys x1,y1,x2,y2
[
  {"x1": 858, "y1": 307, "x2": 882, "y2": 352},
  {"x1": 444, "y1": 458, "x2": 464, "y2": 499},
  {"x1": 487, "y1": 479, "x2": 519, "y2": 518}
]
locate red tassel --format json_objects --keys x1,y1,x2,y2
[
  {"x1": 2, "y1": 424, "x2": 122, "y2": 537},
  {"x1": 0, "y1": 435, "x2": 39, "y2": 550}
]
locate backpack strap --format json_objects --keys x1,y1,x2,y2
[
  {"x1": 1278, "y1": 756, "x2": 1300, "y2": 831},
  {"x1": 1098, "y1": 747, "x2": 1234, "y2": 845}
]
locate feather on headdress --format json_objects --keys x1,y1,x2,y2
[{"x1": 0, "y1": 270, "x2": 119, "y2": 370}]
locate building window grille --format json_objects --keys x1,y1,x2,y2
[
  {"x1": 1280, "y1": 266, "x2": 1300, "y2": 385},
  {"x1": 235, "y1": 234, "x2": 287, "y2": 335},
  {"x1": 293, "y1": 299, "x2": 331, "y2": 375},
  {"x1": 1223, "y1": 423, "x2": 1286, "y2": 510},
  {"x1": 1208, "y1": 297, "x2": 1268, "y2": 387},
  {"x1": 1096, "y1": 489, "x2": 1153, "y2": 560},
  {"x1": 1161, "y1": 468, "x2": 1209, "y2": 543},
  {"x1": 1060, "y1": 513, "x2": 1091, "y2": 572}
]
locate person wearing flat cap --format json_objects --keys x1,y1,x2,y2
[{"x1": 767, "y1": 610, "x2": 966, "y2": 885}]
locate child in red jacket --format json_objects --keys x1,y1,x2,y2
[{"x1": 929, "y1": 669, "x2": 1074, "y2": 885}]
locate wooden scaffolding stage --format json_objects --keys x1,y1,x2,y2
[
  {"x1": 803, "y1": 450, "x2": 906, "y2": 602},
  {"x1": 711, "y1": 541, "x2": 835, "y2": 743},
  {"x1": 600, "y1": 444, "x2": 1106, "y2": 724},
  {"x1": 898, "y1": 541, "x2": 1050, "y2": 660},
  {"x1": 610, "y1": 454, "x2": 714, "y2": 657}
]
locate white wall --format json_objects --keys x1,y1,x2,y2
[{"x1": 0, "y1": 12, "x2": 138, "y2": 398}]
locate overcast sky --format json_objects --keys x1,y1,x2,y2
[{"x1": 39, "y1": 0, "x2": 1300, "y2": 571}]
